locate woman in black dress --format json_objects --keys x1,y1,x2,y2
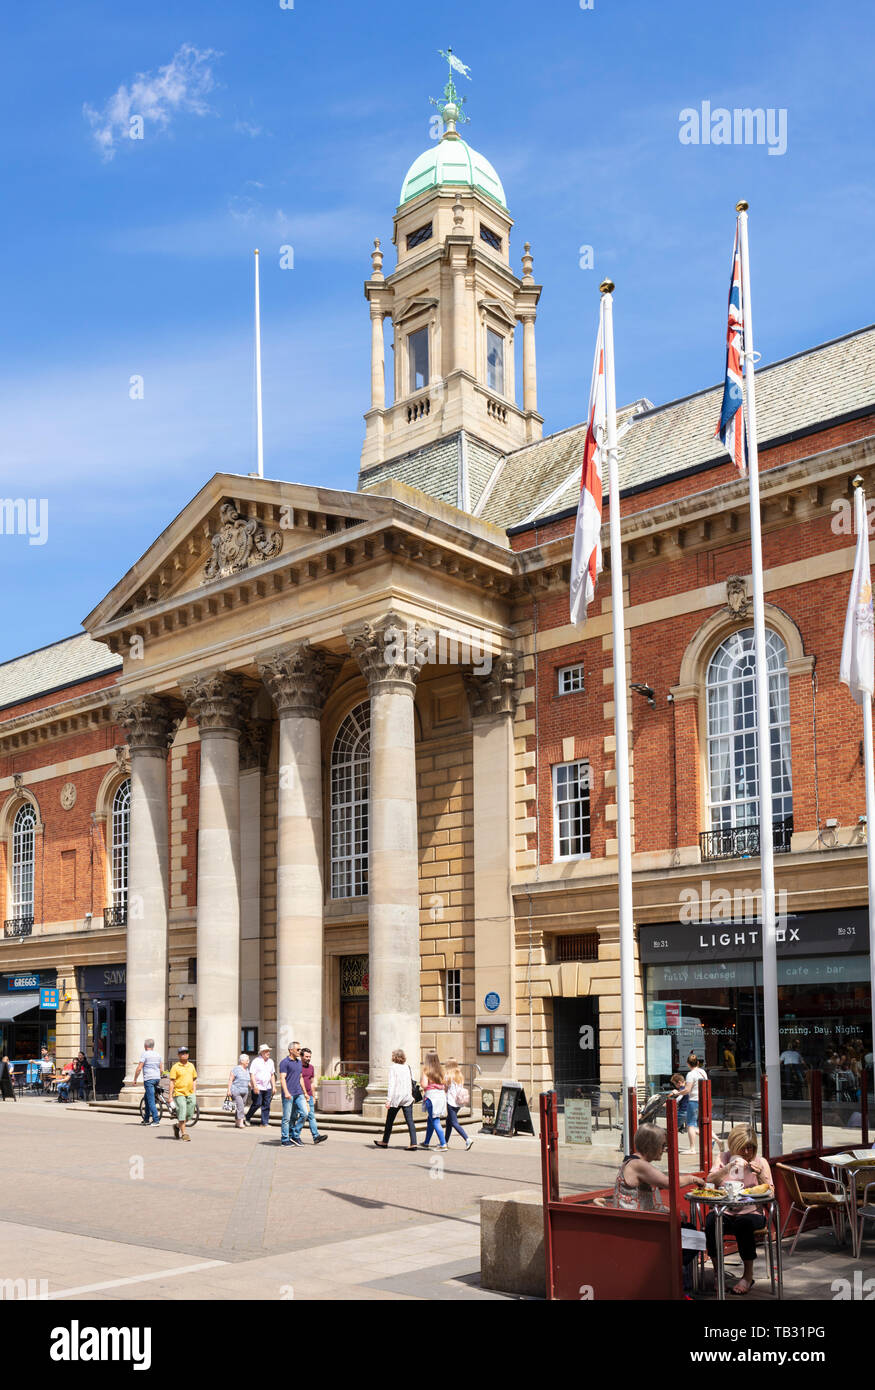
[{"x1": 0, "y1": 1056, "x2": 16, "y2": 1101}]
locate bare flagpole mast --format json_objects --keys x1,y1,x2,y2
[
  {"x1": 254, "y1": 248, "x2": 264, "y2": 479},
  {"x1": 736, "y1": 201, "x2": 782, "y2": 1155}
]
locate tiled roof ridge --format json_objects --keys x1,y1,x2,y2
[{"x1": 631, "y1": 321, "x2": 875, "y2": 423}]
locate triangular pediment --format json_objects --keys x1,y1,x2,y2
[{"x1": 83, "y1": 473, "x2": 397, "y2": 634}]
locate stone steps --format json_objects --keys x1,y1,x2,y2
[{"x1": 86, "y1": 1100, "x2": 481, "y2": 1134}]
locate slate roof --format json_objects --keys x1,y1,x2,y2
[
  {"x1": 479, "y1": 324, "x2": 875, "y2": 530},
  {"x1": 0, "y1": 633, "x2": 121, "y2": 713}
]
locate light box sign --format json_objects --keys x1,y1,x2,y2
[
  {"x1": 640, "y1": 910, "x2": 869, "y2": 964},
  {"x1": 8, "y1": 974, "x2": 40, "y2": 990},
  {"x1": 40, "y1": 988, "x2": 59, "y2": 1010}
]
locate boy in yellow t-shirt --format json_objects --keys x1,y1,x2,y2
[{"x1": 168, "y1": 1046, "x2": 197, "y2": 1142}]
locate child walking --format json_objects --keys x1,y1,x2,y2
[{"x1": 443, "y1": 1059, "x2": 474, "y2": 1150}]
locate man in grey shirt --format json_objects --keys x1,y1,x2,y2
[{"x1": 133, "y1": 1038, "x2": 163, "y2": 1126}]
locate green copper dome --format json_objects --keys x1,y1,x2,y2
[{"x1": 399, "y1": 135, "x2": 507, "y2": 210}]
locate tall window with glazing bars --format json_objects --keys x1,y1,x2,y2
[
  {"x1": 11, "y1": 803, "x2": 36, "y2": 922},
  {"x1": 706, "y1": 628, "x2": 793, "y2": 833},
  {"x1": 330, "y1": 702, "x2": 370, "y2": 898},
  {"x1": 111, "y1": 778, "x2": 131, "y2": 916}
]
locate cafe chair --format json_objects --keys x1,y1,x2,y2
[
  {"x1": 856, "y1": 1181, "x2": 875, "y2": 1259},
  {"x1": 776, "y1": 1163, "x2": 848, "y2": 1254}
]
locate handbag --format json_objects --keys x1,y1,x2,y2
[
  {"x1": 410, "y1": 1066, "x2": 423, "y2": 1104},
  {"x1": 222, "y1": 1096, "x2": 234, "y2": 1113}
]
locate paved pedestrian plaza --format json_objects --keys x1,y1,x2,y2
[{"x1": 1, "y1": 1100, "x2": 872, "y2": 1301}]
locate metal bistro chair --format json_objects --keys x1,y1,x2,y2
[
  {"x1": 776, "y1": 1163, "x2": 848, "y2": 1254},
  {"x1": 856, "y1": 1179, "x2": 875, "y2": 1259}
]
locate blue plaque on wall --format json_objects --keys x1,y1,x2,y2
[{"x1": 484, "y1": 991, "x2": 500, "y2": 1012}]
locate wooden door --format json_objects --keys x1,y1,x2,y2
[{"x1": 341, "y1": 1000, "x2": 369, "y2": 1069}]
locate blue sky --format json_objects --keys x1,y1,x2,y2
[{"x1": 0, "y1": 0, "x2": 873, "y2": 664}]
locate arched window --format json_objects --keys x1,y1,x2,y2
[
  {"x1": 11, "y1": 803, "x2": 36, "y2": 921},
  {"x1": 111, "y1": 778, "x2": 131, "y2": 913},
  {"x1": 330, "y1": 702, "x2": 370, "y2": 899},
  {"x1": 706, "y1": 628, "x2": 792, "y2": 831}
]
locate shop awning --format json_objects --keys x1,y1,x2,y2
[{"x1": 0, "y1": 992, "x2": 40, "y2": 1020}]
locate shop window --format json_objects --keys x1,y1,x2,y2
[
  {"x1": 552, "y1": 761, "x2": 591, "y2": 860},
  {"x1": 330, "y1": 703, "x2": 370, "y2": 899},
  {"x1": 706, "y1": 627, "x2": 792, "y2": 834}
]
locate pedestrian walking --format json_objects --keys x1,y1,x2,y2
[
  {"x1": 279, "y1": 1041, "x2": 308, "y2": 1147},
  {"x1": 676, "y1": 1054, "x2": 708, "y2": 1155},
  {"x1": 0, "y1": 1056, "x2": 15, "y2": 1102},
  {"x1": 298, "y1": 1048, "x2": 327, "y2": 1144},
  {"x1": 226, "y1": 1053, "x2": 251, "y2": 1128},
  {"x1": 373, "y1": 1048, "x2": 418, "y2": 1150},
  {"x1": 419, "y1": 1051, "x2": 447, "y2": 1150},
  {"x1": 246, "y1": 1043, "x2": 275, "y2": 1126},
  {"x1": 443, "y1": 1059, "x2": 473, "y2": 1150},
  {"x1": 169, "y1": 1045, "x2": 197, "y2": 1141},
  {"x1": 133, "y1": 1038, "x2": 163, "y2": 1126}
]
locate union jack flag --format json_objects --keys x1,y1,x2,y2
[{"x1": 715, "y1": 223, "x2": 747, "y2": 475}]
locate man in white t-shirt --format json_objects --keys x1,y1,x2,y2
[
  {"x1": 677, "y1": 1057, "x2": 708, "y2": 1154},
  {"x1": 246, "y1": 1044, "x2": 276, "y2": 1126},
  {"x1": 133, "y1": 1038, "x2": 163, "y2": 1126}
]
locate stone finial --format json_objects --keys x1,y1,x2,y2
[
  {"x1": 521, "y1": 242, "x2": 535, "y2": 284},
  {"x1": 180, "y1": 672, "x2": 250, "y2": 735},
  {"x1": 464, "y1": 654, "x2": 520, "y2": 719},
  {"x1": 114, "y1": 694, "x2": 183, "y2": 752},
  {"x1": 258, "y1": 642, "x2": 337, "y2": 719},
  {"x1": 345, "y1": 611, "x2": 429, "y2": 692},
  {"x1": 452, "y1": 196, "x2": 464, "y2": 228},
  {"x1": 371, "y1": 238, "x2": 384, "y2": 279}
]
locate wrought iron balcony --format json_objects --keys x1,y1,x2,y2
[
  {"x1": 103, "y1": 904, "x2": 127, "y2": 928},
  {"x1": 4, "y1": 916, "x2": 34, "y2": 938},
  {"x1": 699, "y1": 817, "x2": 794, "y2": 863}
]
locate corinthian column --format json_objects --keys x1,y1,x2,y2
[
  {"x1": 259, "y1": 643, "x2": 334, "y2": 1071},
  {"x1": 181, "y1": 671, "x2": 250, "y2": 1091},
  {"x1": 346, "y1": 613, "x2": 427, "y2": 1116},
  {"x1": 114, "y1": 695, "x2": 182, "y2": 1093},
  {"x1": 464, "y1": 656, "x2": 519, "y2": 1090}
]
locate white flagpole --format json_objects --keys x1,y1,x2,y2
[
  {"x1": 736, "y1": 201, "x2": 782, "y2": 1154},
  {"x1": 852, "y1": 480, "x2": 875, "y2": 1083},
  {"x1": 601, "y1": 278, "x2": 638, "y2": 1150},
  {"x1": 254, "y1": 248, "x2": 265, "y2": 479}
]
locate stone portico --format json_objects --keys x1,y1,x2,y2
[{"x1": 84, "y1": 478, "x2": 521, "y2": 1104}]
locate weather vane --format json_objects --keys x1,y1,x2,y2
[{"x1": 430, "y1": 47, "x2": 472, "y2": 137}]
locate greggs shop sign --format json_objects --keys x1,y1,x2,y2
[{"x1": 640, "y1": 909, "x2": 869, "y2": 965}]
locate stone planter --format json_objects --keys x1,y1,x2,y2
[{"x1": 318, "y1": 1079, "x2": 364, "y2": 1113}]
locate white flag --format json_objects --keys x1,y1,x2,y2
[
  {"x1": 840, "y1": 487, "x2": 875, "y2": 705},
  {"x1": 570, "y1": 300, "x2": 606, "y2": 624}
]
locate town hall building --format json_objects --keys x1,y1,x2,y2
[{"x1": 1, "y1": 80, "x2": 873, "y2": 1120}]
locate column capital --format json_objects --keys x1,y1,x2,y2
[
  {"x1": 463, "y1": 653, "x2": 520, "y2": 720},
  {"x1": 345, "y1": 611, "x2": 428, "y2": 694},
  {"x1": 114, "y1": 693, "x2": 183, "y2": 753},
  {"x1": 180, "y1": 671, "x2": 250, "y2": 736},
  {"x1": 258, "y1": 642, "x2": 336, "y2": 719}
]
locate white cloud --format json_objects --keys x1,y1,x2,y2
[{"x1": 83, "y1": 43, "x2": 220, "y2": 160}]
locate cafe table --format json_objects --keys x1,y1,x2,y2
[
  {"x1": 824, "y1": 1152, "x2": 875, "y2": 1257},
  {"x1": 687, "y1": 1190, "x2": 783, "y2": 1300}
]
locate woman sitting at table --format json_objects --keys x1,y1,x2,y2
[
  {"x1": 613, "y1": 1124, "x2": 670, "y2": 1210},
  {"x1": 706, "y1": 1123, "x2": 774, "y2": 1296}
]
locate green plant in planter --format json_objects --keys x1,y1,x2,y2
[{"x1": 319, "y1": 1074, "x2": 369, "y2": 1101}]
